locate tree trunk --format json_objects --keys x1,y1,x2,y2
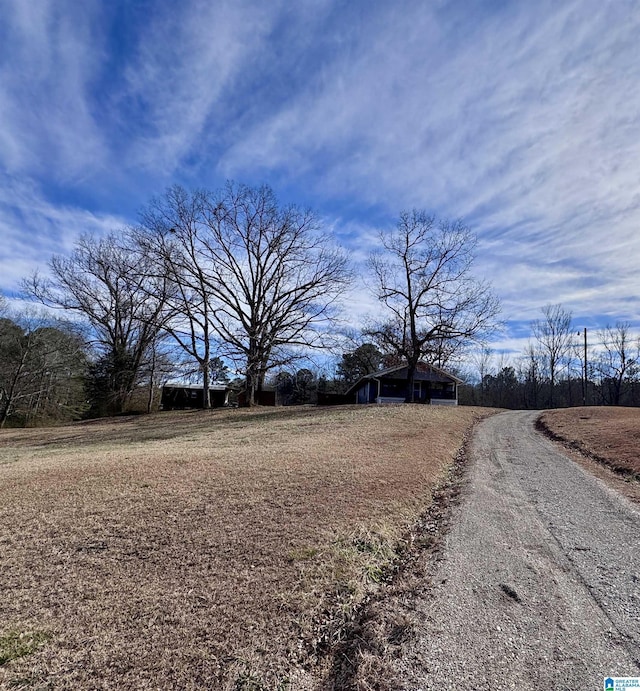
[
  {"x1": 406, "y1": 362, "x2": 417, "y2": 403},
  {"x1": 245, "y1": 341, "x2": 260, "y2": 407},
  {"x1": 614, "y1": 374, "x2": 623, "y2": 406},
  {"x1": 0, "y1": 391, "x2": 10, "y2": 428},
  {"x1": 146, "y1": 381, "x2": 154, "y2": 414},
  {"x1": 0, "y1": 351, "x2": 28, "y2": 428},
  {"x1": 146, "y1": 349, "x2": 156, "y2": 414},
  {"x1": 246, "y1": 372, "x2": 257, "y2": 407},
  {"x1": 202, "y1": 360, "x2": 211, "y2": 410}
]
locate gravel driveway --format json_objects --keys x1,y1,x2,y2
[{"x1": 401, "y1": 410, "x2": 640, "y2": 690}]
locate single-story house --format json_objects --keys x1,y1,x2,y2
[
  {"x1": 161, "y1": 382, "x2": 231, "y2": 410},
  {"x1": 344, "y1": 362, "x2": 462, "y2": 405}
]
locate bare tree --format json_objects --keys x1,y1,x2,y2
[
  {"x1": 140, "y1": 183, "x2": 350, "y2": 406},
  {"x1": 594, "y1": 322, "x2": 640, "y2": 405},
  {"x1": 531, "y1": 304, "x2": 573, "y2": 408},
  {"x1": 201, "y1": 183, "x2": 350, "y2": 405},
  {"x1": 471, "y1": 346, "x2": 494, "y2": 405},
  {"x1": 0, "y1": 313, "x2": 87, "y2": 427},
  {"x1": 25, "y1": 323, "x2": 87, "y2": 423},
  {"x1": 367, "y1": 210, "x2": 500, "y2": 401},
  {"x1": 137, "y1": 340, "x2": 177, "y2": 414},
  {"x1": 427, "y1": 332, "x2": 468, "y2": 370},
  {"x1": 140, "y1": 184, "x2": 352, "y2": 407},
  {"x1": 0, "y1": 316, "x2": 38, "y2": 427},
  {"x1": 519, "y1": 342, "x2": 545, "y2": 409},
  {"x1": 138, "y1": 187, "x2": 219, "y2": 408},
  {"x1": 25, "y1": 230, "x2": 175, "y2": 414}
]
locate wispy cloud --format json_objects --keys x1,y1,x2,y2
[
  {"x1": 1, "y1": 0, "x2": 639, "y2": 348},
  {"x1": 0, "y1": 1, "x2": 108, "y2": 180},
  {"x1": 219, "y1": 1, "x2": 640, "y2": 325},
  {"x1": 118, "y1": 1, "x2": 285, "y2": 176},
  {"x1": 0, "y1": 174, "x2": 127, "y2": 296}
]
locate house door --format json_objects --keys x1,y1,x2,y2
[{"x1": 413, "y1": 381, "x2": 421, "y2": 402}]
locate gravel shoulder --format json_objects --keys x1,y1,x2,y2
[{"x1": 400, "y1": 410, "x2": 640, "y2": 689}]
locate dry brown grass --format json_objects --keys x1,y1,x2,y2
[
  {"x1": 0, "y1": 404, "x2": 492, "y2": 689},
  {"x1": 538, "y1": 407, "x2": 640, "y2": 504}
]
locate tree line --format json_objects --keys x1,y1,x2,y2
[
  {"x1": 4, "y1": 181, "x2": 638, "y2": 424},
  {"x1": 0, "y1": 303, "x2": 88, "y2": 427},
  {"x1": 265, "y1": 305, "x2": 640, "y2": 412},
  {"x1": 1, "y1": 182, "x2": 499, "y2": 425},
  {"x1": 462, "y1": 305, "x2": 640, "y2": 409}
]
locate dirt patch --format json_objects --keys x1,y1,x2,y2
[
  {"x1": 0, "y1": 404, "x2": 495, "y2": 690},
  {"x1": 537, "y1": 406, "x2": 640, "y2": 504}
]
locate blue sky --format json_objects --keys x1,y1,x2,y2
[{"x1": 1, "y1": 0, "x2": 639, "y2": 356}]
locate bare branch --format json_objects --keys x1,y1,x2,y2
[{"x1": 366, "y1": 210, "x2": 500, "y2": 400}]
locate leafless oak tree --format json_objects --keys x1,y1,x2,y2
[
  {"x1": 201, "y1": 183, "x2": 351, "y2": 405},
  {"x1": 367, "y1": 210, "x2": 500, "y2": 401},
  {"x1": 138, "y1": 187, "x2": 219, "y2": 408},
  {"x1": 140, "y1": 183, "x2": 351, "y2": 406},
  {"x1": 25, "y1": 231, "x2": 175, "y2": 414}
]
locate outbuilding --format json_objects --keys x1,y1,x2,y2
[
  {"x1": 345, "y1": 362, "x2": 462, "y2": 405},
  {"x1": 161, "y1": 383, "x2": 231, "y2": 410}
]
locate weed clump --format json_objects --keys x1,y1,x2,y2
[{"x1": 0, "y1": 630, "x2": 51, "y2": 666}]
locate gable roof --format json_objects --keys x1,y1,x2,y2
[{"x1": 344, "y1": 361, "x2": 463, "y2": 396}]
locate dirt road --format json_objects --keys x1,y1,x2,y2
[{"x1": 401, "y1": 410, "x2": 640, "y2": 689}]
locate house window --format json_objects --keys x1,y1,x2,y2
[{"x1": 381, "y1": 381, "x2": 403, "y2": 396}]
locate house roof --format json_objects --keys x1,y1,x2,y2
[{"x1": 344, "y1": 361, "x2": 463, "y2": 396}]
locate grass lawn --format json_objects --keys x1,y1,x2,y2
[{"x1": 0, "y1": 404, "x2": 491, "y2": 689}]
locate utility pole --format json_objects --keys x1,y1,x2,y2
[{"x1": 583, "y1": 327, "x2": 588, "y2": 406}]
